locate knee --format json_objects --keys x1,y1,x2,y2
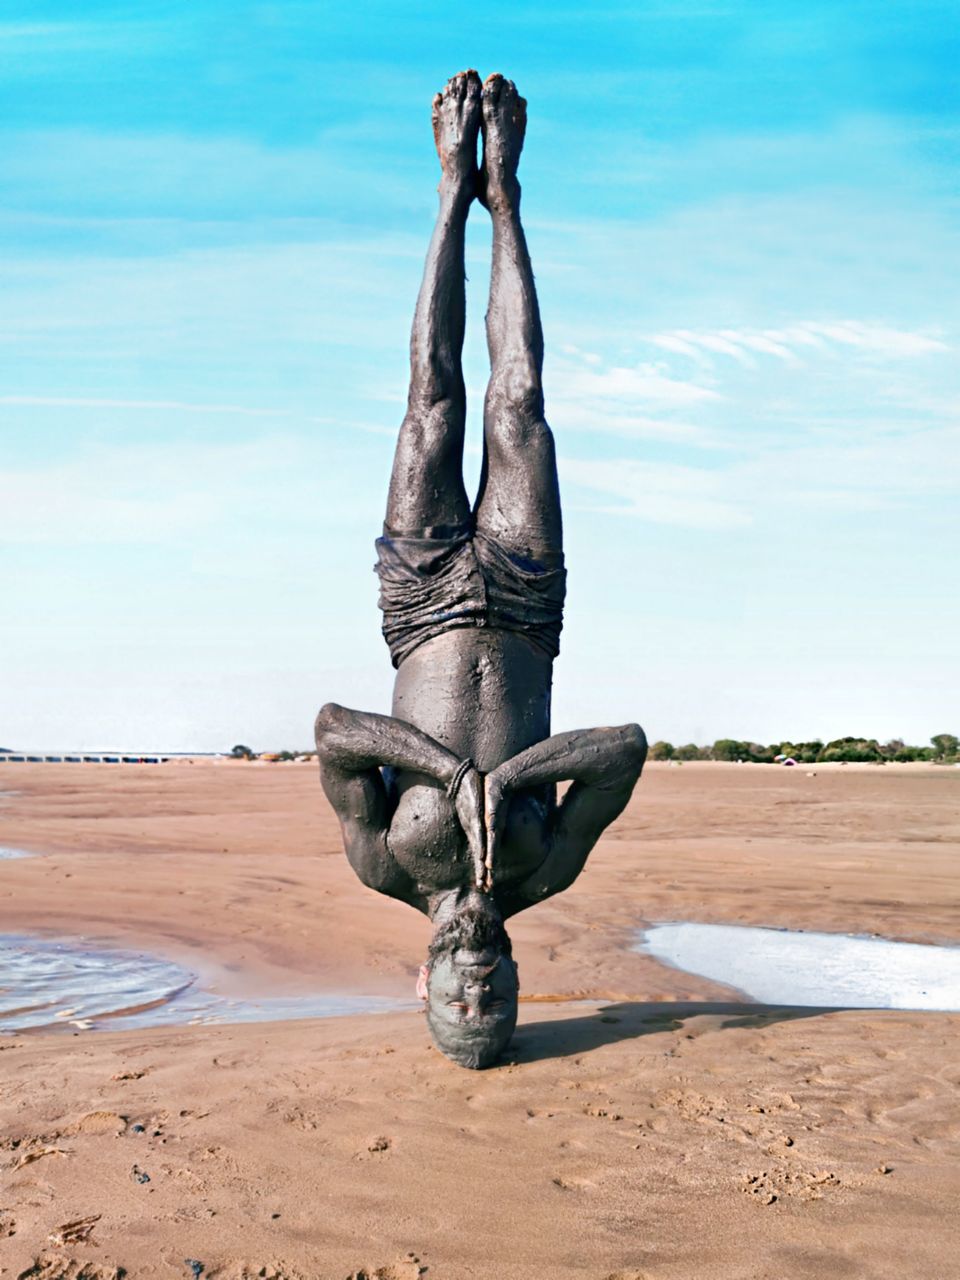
[
  {"x1": 485, "y1": 397, "x2": 553, "y2": 457},
  {"x1": 405, "y1": 393, "x2": 463, "y2": 433},
  {"x1": 486, "y1": 359, "x2": 545, "y2": 433}
]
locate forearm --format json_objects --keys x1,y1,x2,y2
[
  {"x1": 315, "y1": 702, "x2": 464, "y2": 787},
  {"x1": 492, "y1": 724, "x2": 647, "y2": 793},
  {"x1": 496, "y1": 726, "x2": 647, "y2": 910}
]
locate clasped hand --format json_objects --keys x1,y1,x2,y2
[{"x1": 451, "y1": 763, "x2": 513, "y2": 893}]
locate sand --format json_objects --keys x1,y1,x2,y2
[{"x1": 1, "y1": 760, "x2": 959, "y2": 1278}]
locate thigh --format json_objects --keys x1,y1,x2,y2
[
  {"x1": 473, "y1": 409, "x2": 562, "y2": 559},
  {"x1": 385, "y1": 405, "x2": 470, "y2": 533}
]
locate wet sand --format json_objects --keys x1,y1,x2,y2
[{"x1": 1, "y1": 761, "x2": 959, "y2": 1278}]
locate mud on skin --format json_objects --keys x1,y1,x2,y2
[{"x1": 315, "y1": 71, "x2": 646, "y2": 1068}]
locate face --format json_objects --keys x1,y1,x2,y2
[{"x1": 422, "y1": 949, "x2": 519, "y2": 1069}]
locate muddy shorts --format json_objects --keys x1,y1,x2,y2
[{"x1": 375, "y1": 522, "x2": 566, "y2": 669}]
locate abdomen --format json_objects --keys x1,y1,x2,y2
[
  {"x1": 390, "y1": 628, "x2": 552, "y2": 769},
  {"x1": 386, "y1": 627, "x2": 554, "y2": 892}
]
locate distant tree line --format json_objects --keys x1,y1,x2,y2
[
  {"x1": 229, "y1": 744, "x2": 311, "y2": 761},
  {"x1": 649, "y1": 734, "x2": 959, "y2": 765},
  {"x1": 229, "y1": 734, "x2": 959, "y2": 767}
]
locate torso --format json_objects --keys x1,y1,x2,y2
[{"x1": 386, "y1": 628, "x2": 554, "y2": 901}]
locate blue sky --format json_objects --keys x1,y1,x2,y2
[{"x1": 1, "y1": 1, "x2": 958, "y2": 751}]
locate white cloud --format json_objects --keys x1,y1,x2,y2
[
  {"x1": 560, "y1": 457, "x2": 751, "y2": 529},
  {"x1": 541, "y1": 349, "x2": 726, "y2": 447},
  {"x1": 722, "y1": 331, "x2": 796, "y2": 360},
  {"x1": 802, "y1": 321, "x2": 948, "y2": 356},
  {"x1": 551, "y1": 357, "x2": 722, "y2": 407},
  {"x1": 649, "y1": 334, "x2": 703, "y2": 360},
  {"x1": 560, "y1": 418, "x2": 960, "y2": 531},
  {"x1": 647, "y1": 320, "x2": 949, "y2": 367}
]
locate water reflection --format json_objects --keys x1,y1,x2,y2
[
  {"x1": 639, "y1": 922, "x2": 960, "y2": 1012},
  {"x1": 0, "y1": 934, "x2": 412, "y2": 1033}
]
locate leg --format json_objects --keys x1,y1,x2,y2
[
  {"x1": 485, "y1": 724, "x2": 647, "y2": 906},
  {"x1": 473, "y1": 74, "x2": 562, "y2": 560},
  {"x1": 385, "y1": 70, "x2": 481, "y2": 534}
]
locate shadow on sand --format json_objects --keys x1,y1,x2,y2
[{"x1": 511, "y1": 1000, "x2": 839, "y2": 1064}]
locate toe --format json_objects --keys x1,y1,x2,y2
[{"x1": 483, "y1": 72, "x2": 504, "y2": 104}]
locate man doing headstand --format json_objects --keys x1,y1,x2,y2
[{"x1": 315, "y1": 70, "x2": 646, "y2": 1069}]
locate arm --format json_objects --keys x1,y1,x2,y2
[
  {"x1": 314, "y1": 703, "x2": 486, "y2": 899},
  {"x1": 486, "y1": 723, "x2": 647, "y2": 912}
]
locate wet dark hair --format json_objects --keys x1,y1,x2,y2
[{"x1": 427, "y1": 898, "x2": 513, "y2": 965}]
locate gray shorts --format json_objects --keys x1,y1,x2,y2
[{"x1": 375, "y1": 523, "x2": 566, "y2": 669}]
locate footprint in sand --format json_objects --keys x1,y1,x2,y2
[
  {"x1": 65, "y1": 1111, "x2": 126, "y2": 1136},
  {"x1": 741, "y1": 1166, "x2": 842, "y2": 1203},
  {"x1": 48, "y1": 1214, "x2": 102, "y2": 1246},
  {"x1": 13, "y1": 1145, "x2": 72, "y2": 1170},
  {"x1": 551, "y1": 1173, "x2": 597, "y2": 1192},
  {"x1": 15, "y1": 1256, "x2": 126, "y2": 1279},
  {"x1": 346, "y1": 1256, "x2": 425, "y2": 1280}
]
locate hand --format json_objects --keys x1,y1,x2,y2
[
  {"x1": 482, "y1": 767, "x2": 513, "y2": 891},
  {"x1": 452, "y1": 765, "x2": 487, "y2": 890}
]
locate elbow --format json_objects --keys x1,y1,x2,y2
[
  {"x1": 621, "y1": 723, "x2": 648, "y2": 775},
  {"x1": 314, "y1": 702, "x2": 348, "y2": 756}
]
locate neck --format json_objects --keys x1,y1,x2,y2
[{"x1": 427, "y1": 886, "x2": 498, "y2": 928}]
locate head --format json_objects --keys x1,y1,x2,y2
[{"x1": 418, "y1": 894, "x2": 519, "y2": 1069}]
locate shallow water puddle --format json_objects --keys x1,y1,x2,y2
[
  {"x1": 0, "y1": 935, "x2": 412, "y2": 1033},
  {"x1": 639, "y1": 922, "x2": 960, "y2": 1011},
  {"x1": 0, "y1": 846, "x2": 32, "y2": 859}
]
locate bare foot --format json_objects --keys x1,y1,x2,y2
[
  {"x1": 432, "y1": 69, "x2": 481, "y2": 192},
  {"x1": 479, "y1": 73, "x2": 527, "y2": 210}
]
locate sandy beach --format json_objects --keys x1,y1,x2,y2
[{"x1": 2, "y1": 760, "x2": 959, "y2": 1278}]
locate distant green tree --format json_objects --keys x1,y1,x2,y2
[
  {"x1": 675, "y1": 743, "x2": 703, "y2": 761},
  {"x1": 818, "y1": 737, "x2": 883, "y2": 763},
  {"x1": 230, "y1": 744, "x2": 255, "y2": 760},
  {"x1": 931, "y1": 733, "x2": 959, "y2": 760},
  {"x1": 711, "y1": 738, "x2": 745, "y2": 761},
  {"x1": 276, "y1": 750, "x2": 297, "y2": 762},
  {"x1": 650, "y1": 741, "x2": 675, "y2": 760}
]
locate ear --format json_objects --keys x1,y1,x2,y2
[{"x1": 416, "y1": 964, "x2": 430, "y2": 1000}]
